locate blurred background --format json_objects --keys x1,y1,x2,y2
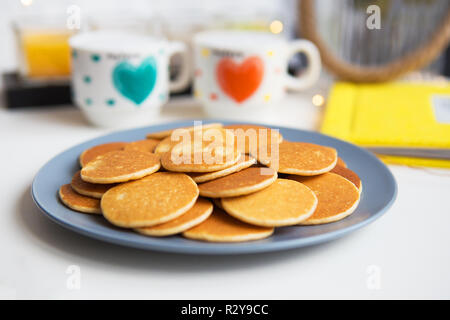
[
  {"x1": 1, "y1": 0, "x2": 449, "y2": 167},
  {"x1": 3, "y1": 0, "x2": 450, "y2": 79},
  {"x1": 0, "y1": 0, "x2": 297, "y2": 82}
]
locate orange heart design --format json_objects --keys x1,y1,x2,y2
[{"x1": 216, "y1": 56, "x2": 264, "y2": 103}]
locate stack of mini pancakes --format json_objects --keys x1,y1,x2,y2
[{"x1": 59, "y1": 123, "x2": 362, "y2": 242}]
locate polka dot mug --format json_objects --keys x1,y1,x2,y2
[
  {"x1": 193, "y1": 30, "x2": 321, "y2": 119},
  {"x1": 70, "y1": 31, "x2": 190, "y2": 127}
]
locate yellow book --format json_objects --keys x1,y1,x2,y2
[{"x1": 321, "y1": 82, "x2": 450, "y2": 168}]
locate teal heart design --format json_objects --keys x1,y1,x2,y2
[{"x1": 112, "y1": 57, "x2": 157, "y2": 105}]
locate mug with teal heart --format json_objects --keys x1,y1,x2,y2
[{"x1": 70, "y1": 31, "x2": 190, "y2": 127}]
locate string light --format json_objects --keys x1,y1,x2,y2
[
  {"x1": 312, "y1": 94, "x2": 325, "y2": 107},
  {"x1": 20, "y1": 0, "x2": 33, "y2": 6},
  {"x1": 269, "y1": 20, "x2": 283, "y2": 34}
]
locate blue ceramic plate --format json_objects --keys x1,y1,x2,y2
[{"x1": 32, "y1": 120, "x2": 397, "y2": 255}]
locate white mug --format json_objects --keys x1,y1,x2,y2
[
  {"x1": 70, "y1": 31, "x2": 190, "y2": 127},
  {"x1": 193, "y1": 30, "x2": 321, "y2": 119}
]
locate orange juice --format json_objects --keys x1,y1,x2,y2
[{"x1": 21, "y1": 30, "x2": 72, "y2": 78}]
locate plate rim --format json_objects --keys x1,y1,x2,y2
[{"x1": 31, "y1": 120, "x2": 398, "y2": 255}]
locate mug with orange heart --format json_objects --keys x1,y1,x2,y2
[{"x1": 193, "y1": 30, "x2": 321, "y2": 119}]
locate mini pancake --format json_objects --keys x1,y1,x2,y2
[
  {"x1": 198, "y1": 167, "x2": 277, "y2": 198},
  {"x1": 59, "y1": 184, "x2": 101, "y2": 214},
  {"x1": 81, "y1": 150, "x2": 160, "y2": 184},
  {"x1": 161, "y1": 150, "x2": 241, "y2": 173},
  {"x1": 146, "y1": 122, "x2": 223, "y2": 139},
  {"x1": 160, "y1": 129, "x2": 241, "y2": 172},
  {"x1": 336, "y1": 157, "x2": 347, "y2": 168},
  {"x1": 221, "y1": 178, "x2": 317, "y2": 227},
  {"x1": 154, "y1": 135, "x2": 179, "y2": 154},
  {"x1": 123, "y1": 139, "x2": 160, "y2": 153},
  {"x1": 79, "y1": 142, "x2": 128, "y2": 167},
  {"x1": 331, "y1": 165, "x2": 362, "y2": 191},
  {"x1": 256, "y1": 141, "x2": 337, "y2": 176},
  {"x1": 155, "y1": 127, "x2": 236, "y2": 154},
  {"x1": 289, "y1": 172, "x2": 360, "y2": 225},
  {"x1": 224, "y1": 124, "x2": 283, "y2": 154},
  {"x1": 154, "y1": 136, "x2": 180, "y2": 154},
  {"x1": 188, "y1": 155, "x2": 256, "y2": 183},
  {"x1": 135, "y1": 198, "x2": 213, "y2": 237},
  {"x1": 182, "y1": 208, "x2": 274, "y2": 242},
  {"x1": 102, "y1": 172, "x2": 199, "y2": 228},
  {"x1": 71, "y1": 170, "x2": 116, "y2": 198}
]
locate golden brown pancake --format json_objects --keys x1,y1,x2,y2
[
  {"x1": 154, "y1": 135, "x2": 183, "y2": 154},
  {"x1": 187, "y1": 155, "x2": 256, "y2": 183},
  {"x1": 289, "y1": 172, "x2": 360, "y2": 225},
  {"x1": 161, "y1": 150, "x2": 241, "y2": 173},
  {"x1": 198, "y1": 167, "x2": 277, "y2": 198},
  {"x1": 255, "y1": 141, "x2": 337, "y2": 175},
  {"x1": 135, "y1": 198, "x2": 213, "y2": 236},
  {"x1": 79, "y1": 142, "x2": 128, "y2": 167},
  {"x1": 336, "y1": 157, "x2": 347, "y2": 168},
  {"x1": 80, "y1": 150, "x2": 160, "y2": 184},
  {"x1": 221, "y1": 178, "x2": 317, "y2": 226},
  {"x1": 59, "y1": 184, "x2": 101, "y2": 214},
  {"x1": 147, "y1": 122, "x2": 223, "y2": 139},
  {"x1": 182, "y1": 208, "x2": 274, "y2": 242},
  {"x1": 71, "y1": 170, "x2": 116, "y2": 198},
  {"x1": 101, "y1": 172, "x2": 199, "y2": 228},
  {"x1": 160, "y1": 145, "x2": 241, "y2": 173},
  {"x1": 123, "y1": 139, "x2": 160, "y2": 153},
  {"x1": 331, "y1": 165, "x2": 362, "y2": 191},
  {"x1": 224, "y1": 124, "x2": 283, "y2": 154},
  {"x1": 155, "y1": 127, "x2": 236, "y2": 153},
  {"x1": 157, "y1": 127, "x2": 241, "y2": 172}
]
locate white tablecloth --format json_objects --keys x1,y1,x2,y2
[{"x1": 1, "y1": 93, "x2": 449, "y2": 299}]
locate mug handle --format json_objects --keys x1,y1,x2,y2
[
  {"x1": 284, "y1": 39, "x2": 321, "y2": 91},
  {"x1": 167, "y1": 41, "x2": 191, "y2": 92}
]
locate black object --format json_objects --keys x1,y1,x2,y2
[
  {"x1": 442, "y1": 45, "x2": 450, "y2": 77},
  {"x1": 2, "y1": 72, "x2": 72, "y2": 108},
  {"x1": 2, "y1": 71, "x2": 194, "y2": 109}
]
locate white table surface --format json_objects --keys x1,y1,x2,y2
[{"x1": 1, "y1": 90, "x2": 450, "y2": 299}]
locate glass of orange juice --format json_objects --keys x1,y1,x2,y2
[{"x1": 13, "y1": 15, "x2": 76, "y2": 79}]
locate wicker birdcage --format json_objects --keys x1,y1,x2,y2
[{"x1": 299, "y1": 0, "x2": 450, "y2": 82}]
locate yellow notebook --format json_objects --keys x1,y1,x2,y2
[{"x1": 321, "y1": 82, "x2": 450, "y2": 168}]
